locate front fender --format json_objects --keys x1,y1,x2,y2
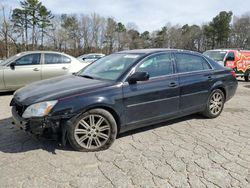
[{"x1": 50, "y1": 86, "x2": 124, "y2": 123}]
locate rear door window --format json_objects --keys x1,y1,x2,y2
[
  {"x1": 45, "y1": 54, "x2": 70, "y2": 64},
  {"x1": 175, "y1": 53, "x2": 211, "y2": 73},
  {"x1": 62, "y1": 55, "x2": 71, "y2": 64}
]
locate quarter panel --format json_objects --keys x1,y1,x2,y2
[{"x1": 0, "y1": 67, "x2": 5, "y2": 90}]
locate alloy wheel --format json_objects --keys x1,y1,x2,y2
[
  {"x1": 209, "y1": 92, "x2": 223, "y2": 115},
  {"x1": 74, "y1": 114, "x2": 111, "y2": 150}
]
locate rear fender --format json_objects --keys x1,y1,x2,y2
[
  {"x1": 209, "y1": 81, "x2": 226, "y2": 98},
  {"x1": 0, "y1": 68, "x2": 6, "y2": 90}
]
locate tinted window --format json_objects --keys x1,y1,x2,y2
[
  {"x1": 45, "y1": 54, "x2": 70, "y2": 64},
  {"x1": 226, "y1": 52, "x2": 235, "y2": 61},
  {"x1": 137, "y1": 53, "x2": 173, "y2": 77},
  {"x1": 86, "y1": 55, "x2": 96, "y2": 59},
  {"x1": 176, "y1": 53, "x2": 211, "y2": 73},
  {"x1": 15, "y1": 54, "x2": 40, "y2": 65},
  {"x1": 62, "y1": 55, "x2": 71, "y2": 64}
]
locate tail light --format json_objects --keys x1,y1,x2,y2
[{"x1": 230, "y1": 70, "x2": 236, "y2": 78}]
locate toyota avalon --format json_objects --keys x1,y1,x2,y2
[{"x1": 10, "y1": 49, "x2": 238, "y2": 152}]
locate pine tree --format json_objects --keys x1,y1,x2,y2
[{"x1": 38, "y1": 5, "x2": 53, "y2": 49}]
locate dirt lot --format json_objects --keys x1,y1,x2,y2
[{"x1": 0, "y1": 80, "x2": 250, "y2": 188}]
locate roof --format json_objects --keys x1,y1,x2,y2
[
  {"x1": 18, "y1": 50, "x2": 67, "y2": 55},
  {"x1": 77, "y1": 53, "x2": 105, "y2": 57},
  {"x1": 117, "y1": 48, "x2": 201, "y2": 55}
]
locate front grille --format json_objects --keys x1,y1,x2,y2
[{"x1": 10, "y1": 99, "x2": 27, "y2": 116}]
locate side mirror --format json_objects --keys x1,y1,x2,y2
[
  {"x1": 10, "y1": 62, "x2": 16, "y2": 70},
  {"x1": 127, "y1": 72, "x2": 150, "y2": 84}
]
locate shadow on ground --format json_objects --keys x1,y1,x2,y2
[
  {"x1": 0, "y1": 91, "x2": 14, "y2": 96},
  {"x1": 0, "y1": 114, "x2": 204, "y2": 154}
]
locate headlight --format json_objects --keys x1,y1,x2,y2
[{"x1": 22, "y1": 100, "x2": 58, "y2": 118}]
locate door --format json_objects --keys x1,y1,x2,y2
[
  {"x1": 225, "y1": 51, "x2": 236, "y2": 69},
  {"x1": 3, "y1": 53, "x2": 41, "y2": 89},
  {"x1": 41, "y1": 53, "x2": 71, "y2": 80},
  {"x1": 174, "y1": 53, "x2": 213, "y2": 113},
  {"x1": 123, "y1": 52, "x2": 180, "y2": 126}
]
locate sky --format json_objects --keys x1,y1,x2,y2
[{"x1": 1, "y1": 0, "x2": 250, "y2": 32}]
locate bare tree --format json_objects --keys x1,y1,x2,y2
[
  {"x1": 79, "y1": 14, "x2": 90, "y2": 51},
  {"x1": 0, "y1": 6, "x2": 11, "y2": 57},
  {"x1": 231, "y1": 14, "x2": 250, "y2": 49}
]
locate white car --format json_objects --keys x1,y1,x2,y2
[
  {"x1": 0, "y1": 51, "x2": 87, "y2": 92},
  {"x1": 77, "y1": 53, "x2": 105, "y2": 63}
]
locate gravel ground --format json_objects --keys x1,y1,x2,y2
[{"x1": 0, "y1": 80, "x2": 249, "y2": 188}]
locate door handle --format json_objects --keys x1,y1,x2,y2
[
  {"x1": 207, "y1": 75, "x2": 213, "y2": 81},
  {"x1": 168, "y1": 82, "x2": 177, "y2": 87},
  {"x1": 62, "y1": 67, "x2": 68, "y2": 70},
  {"x1": 33, "y1": 68, "x2": 39, "y2": 71}
]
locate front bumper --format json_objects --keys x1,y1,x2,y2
[
  {"x1": 12, "y1": 107, "x2": 28, "y2": 131},
  {"x1": 11, "y1": 107, "x2": 56, "y2": 136}
]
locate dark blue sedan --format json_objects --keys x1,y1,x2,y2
[{"x1": 10, "y1": 49, "x2": 238, "y2": 151}]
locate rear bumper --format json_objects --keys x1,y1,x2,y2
[{"x1": 225, "y1": 81, "x2": 238, "y2": 102}]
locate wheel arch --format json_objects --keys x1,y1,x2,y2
[
  {"x1": 83, "y1": 104, "x2": 121, "y2": 134},
  {"x1": 216, "y1": 87, "x2": 226, "y2": 100},
  {"x1": 210, "y1": 81, "x2": 227, "y2": 100}
]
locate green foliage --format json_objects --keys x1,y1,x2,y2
[
  {"x1": 205, "y1": 11, "x2": 233, "y2": 48},
  {"x1": 38, "y1": 5, "x2": 53, "y2": 31},
  {"x1": 11, "y1": 0, "x2": 53, "y2": 49}
]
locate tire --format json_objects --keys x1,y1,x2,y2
[
  {"x1": 201, "y1": 89, "x2": 225, "y2": 118},
  {"x1": 244, "y1": 74, "x2": 249, "y2": 82},
  {"x1": 67, "y1": 108, "x2": 117, "y2": 152}
]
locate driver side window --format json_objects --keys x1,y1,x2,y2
[
  {"x1": 137, "y1": 53, "x2": 174, "y2": 78},
  {"x1": 226, "y1": 52, "x2": 235, "y2": 61},
  {"x1": 15, "y1": 54, "x2": 41, "y2": 66}
]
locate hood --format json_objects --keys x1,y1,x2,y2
[{"x1": 14, "y1": 75, "x2": 113, "y2": 105}]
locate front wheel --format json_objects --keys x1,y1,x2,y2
[
  {"x1": 201, "y1": 89, "x2": 225, "y2": 118},
  {"x1": 67, "y1": 108, "x2": 117, "y2": 152}
]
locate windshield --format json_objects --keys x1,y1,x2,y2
[
  {"x1": 0, "y1": 53, "x2": 23, "y2": 66},
  {"x1": 203, "y1": 51, "x2": 227, "y2": 62},
  {"x1": 78, "y1": 53, "x2": 143, "y2": 81}
]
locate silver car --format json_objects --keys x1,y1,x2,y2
[
  {"x1": 0, "y1": 51, "x2": 87, "y2": 92},
  {"x1": 77, "y1": 53, "x2": 105, "y2": 63}
]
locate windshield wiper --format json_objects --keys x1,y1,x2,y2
[{"x1": 78, "y1": 74, "x2": 94, "y2": 79}]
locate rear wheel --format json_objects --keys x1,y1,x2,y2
[
  {"x1": 244, "y1": 74, "x2": 249, "y2": 81},
  {"x1": 67, "y1": 108, "x2": 117, "y2": 152},
  {"x1": 201, "y1": 89, "x2": 225, "y2": 118}
]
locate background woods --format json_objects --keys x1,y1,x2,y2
[{"x1": 0, "y1": 0, "x2": 250, "y2": 59}]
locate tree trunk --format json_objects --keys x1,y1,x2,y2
[
  {"x1": 32, "y1": 24, "x2": 35, "y2": 50},
  {"x1": 41, "y1": 27, "x2": 44, "y2": 49},
  {"x1": 25, "y1": 12, "x2": 28, "y2": 51}
]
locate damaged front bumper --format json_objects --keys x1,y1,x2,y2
[{"x1": 11, "y1": 106, "x2": 61, "y2": 138}]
